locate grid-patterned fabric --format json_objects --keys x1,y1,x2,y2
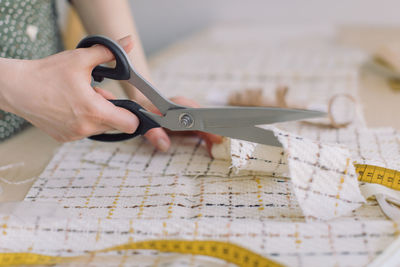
[
  {"x1": 1, "y1": 26, "x2": 399, "y2": 267},
  {"x1": 0, "y1": 209, "x2": 397, "y2": 267}
]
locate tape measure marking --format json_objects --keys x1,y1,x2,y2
[
  {"x1": 0, "y1": 240, "x2": 284, "y2": 267},
  {"x1": 355, "y1": 164, "x2": 400, "y2": 191}
]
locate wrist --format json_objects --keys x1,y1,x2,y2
[{"x1": 0, "y1": 58, "x2": 28, "y2": 114}]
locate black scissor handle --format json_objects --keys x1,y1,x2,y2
[
  {"x1": 89, "y1": 100, "x2": 160, "y2": 142},
  {"x1": 76, "y1": 36, "x2": 159, "y2": 142},
  {"x1": 76, "y1": 35, "x2": 131, "y2": 82}
]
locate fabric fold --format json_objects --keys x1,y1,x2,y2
[{"x1": 212, "y1": 127, "x2": 366, "y2": 220}]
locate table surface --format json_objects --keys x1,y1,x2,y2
[{"x1": 1, "y1": 25, "x2": 400, "y2": 202}]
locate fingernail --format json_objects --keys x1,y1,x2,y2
[
  {"x1": 157, "y1": 138, "x2": 169, "y2": 152},
  {"x1": 119, "y1": 36, "x2": 132, "y2": 48}
]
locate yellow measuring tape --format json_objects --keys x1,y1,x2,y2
[
  {"x1": 1, "y1": 164, "x2": 398, "y2": 266},
  {"x1": 0, "y1": 240, "x2": 283, "y2": 267},
  {"x1": 355, "y1": 164, "x2": 400, "y2": 191}
]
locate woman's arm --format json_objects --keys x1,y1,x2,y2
[{"x1": 0, "y1": 37, "x2": 139, "y2": 142}]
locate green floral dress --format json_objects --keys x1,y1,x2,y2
[{"x1": 0, "y1": 0, "x2": 62, "y2": 141}]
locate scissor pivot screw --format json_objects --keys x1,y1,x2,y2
[{"x1": 179, "y1": 113, "x2": 194, "y2": 128}]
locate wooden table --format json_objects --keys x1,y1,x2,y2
[{"x1": 1, "y1": 25, "x2": 400, "y2": 202}]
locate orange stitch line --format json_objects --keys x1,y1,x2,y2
[
  {"x1": 81, "y1": 166, "x2": 105, "y2": 218},
  {"x1": 393, "y1": 221, "x2": 400, "y2": 236},
  {"x1": 95, "y1": 218, "x2": 101, "y2": 242},
  {"x1": 334, "y1": 158, "x2": 350, "y2": 216},
  {"x1": 1, "y1": 216, "x2": 9, "y2": 236},
  {"x1": 59, "y1": 168, "x2": 80, "y2": 204},
  {"x1": 163, "y1": 221, "x2": 168, "y2": 236},
  {"x1": 167, "y1": 176, "x2": 178, "y2": 219},
  {"x1": 196, "y1": 179, "x2": 204, "y2": 218},
  {"x1": 190, "y1": 220, "x2": 200, "y2": 265},
  {"x1": 137, "y1": 176, "x2": 152, "y2": 219},
  {"x1": 118, "y1": 249, "x2": 129, "y2": 267},
  {"x1": 294, "y1": 224, "x2": 302, "y2": 247},
  {"x1": 107, "y1": 169, "x2": 129, "y2": 219},
  {"x1": 255, "y1": 177, "x2": 264, "y2": 210},
  {"x1": 128, "y1": 219, "x2": 134, "y2": 243}
]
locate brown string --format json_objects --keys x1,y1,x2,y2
[{"x1": 228, "y1": 87, "x2": 356, "y2": 128}]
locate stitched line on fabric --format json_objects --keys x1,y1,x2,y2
[
  {"x1": 3, "y1": 225, "x2": 396, "y2": 240},
  {"x1": 287, "y1": 156, "x2": 356, "y2": 177},
  {"x1": 58, "y1": 202, "x2": 295, "y2": 210},
  {"x1": 334, "y1": 158, "x2": 350, "y2": 216},
  {"x1": 303, "y1": 143, "x2": 322, "y2": 201},
  {"x1": 293, "y1": 184, "x2": 364, "y2": 204}
]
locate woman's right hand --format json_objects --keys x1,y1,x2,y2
[{"x1": 0, "y1": 36, "x2": 140, "y2": 142}]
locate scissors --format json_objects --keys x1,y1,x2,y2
[{"x1": 77, "y1": 35, "x2": 325, "y2": 147}]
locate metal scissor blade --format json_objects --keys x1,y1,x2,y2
[
  {"x1": 128, "y1": 70, "x2": 185, "y2": 115},
  {"x1": 145, "y1": 106, "x2": 325, "y2": 131},
  {"x1": 142, "y1": 109, "x2": 283, "y2": 146},
  {"x1": 191, "y1": 107, "x2": 325, "y2": 129},
  {"x1": 204, "y1": 126, "x2": 282, "y2": 147}
]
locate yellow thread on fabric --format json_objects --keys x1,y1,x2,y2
[
  {"x1": 59, "y1": 168, "x2": 80, "y2": 204},
  {"x1": 128, "y1": 219, "x2": 134, "y2": 243},
  {"x1": 82, "y1": 166, "x2": 105, "y2": 218},
  {"x1": 255, "y1": 177, "x2": 264, "y2": 211},
  {"x1": 162, "y1": 221, "x2": 168, "y2": 236},
  {"x1": 168, "y1": 193, "x2": 175, "y2": 216},
  {"x1": 334, "y1": 159, "x2": 350, "y2": 215},
  {"x1": 95, "y1": 218, "x2": 101, "y2": 242},
  {"x1": 137, "y1": 176, "x2": 152, "y2": 219},
  {"x1": 196, "y1": 179, "x2": 205, "y2": 218},
  {"x1": 294, "y1": 225, "x2": 302, "y2": 247},
  {"x1": 107, "y1": 169, "x2": 129, "y2": 219},
  {"x1": 190, "y1": 222, "x2": 200, "y2": 266},
  {"x1": 1, "y1": 224, "x2": 7, "y2": 236},
  {"x1": 1, "y1": 216, "x2": 9, "y2": 236},
  {"x1": 393, "y1": 221, "x2": 400, "y2": 236},
  {"x1": 0, "y1": 240, "x2": 284, "y2": 267},
  {"x1": 118, "y1": 249, "x2": 129, "y2": 267},
  {"x1": 167, "y1": 176, "x2": 178, "y2": 218}
]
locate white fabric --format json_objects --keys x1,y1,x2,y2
[
  {"x1": 1, "y1": 25, "x2": 399, "y2": 267},
  {"x1": 212, "y1": 127, "x2": 366, "y2": 221},
  {"x1": 360, "y1": 183, "x2": 400, "y2": 221},
  {"x1": 368, "y1": 235, "x2": 400, "y2": 267}
]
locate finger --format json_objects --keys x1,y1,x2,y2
[
  {"x1": 164, "y1": 129, "x2": 222, "y2": 144},
  {"x1": 93, "y1": 87, "x2": 116, "y2": 100},
  {"x1": 97, "y1": 98, "x2": 139, "y2": 134},
  {"x1": 144, "y1": 128, "x2": 171, "y2": 152},
  {"x1": 196, "y1": 132, "x2": 222, "y2": 157},
  {"x1": 203, "y1": 137, "x2": 213, "y2": 158},
  {"x1": 83, "y1": 35, "x2": 134, "y2": 68},
  {"x1": 197, "y1": 131, "x2": 223, "y2": 144},
  {"x1": 89, "y1": 123, "x2": 114, "y2": 136}
]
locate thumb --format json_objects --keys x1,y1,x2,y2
[
  {"x1": 97, "y1": 98, "x2": 140, "y2": 134},
  {"x1": 82, "y1": 35, "x2": 134, "y2": 68}
]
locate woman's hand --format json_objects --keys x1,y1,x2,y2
[
  {"x1": 0, "y1": 34, "x2": 221, "y2": 155},
  {"x1": 0, "y1": 36, "x2": 139, "y2": 142}
]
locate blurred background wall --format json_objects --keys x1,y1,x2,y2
[{"x1": 58, "y1": 0, "x2": 400, "y2": 55}]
